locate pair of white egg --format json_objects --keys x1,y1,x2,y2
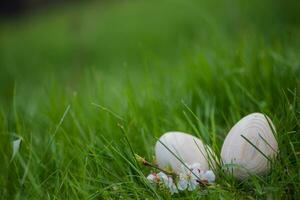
[{"x1": 155, "y1": 113, "x2": 278, "y2": 180}]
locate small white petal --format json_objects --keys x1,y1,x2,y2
[
  {"x1": 157, "y1": 173, "x2": 179, "y2": 194},
  {"x1": 167, "y1": 178, "x2": 178, "y2": 194},
  {"x1": 157, "y1": 172, "x2": 171, "y2": 190},
  {"x1": 177, "y1": 177, "x2": 188, "y2": 190},
  {"x1": 191, "y1": 168, "x2": 201, "y2": 179},
  {"x1": 169, "y1": 183, "x2": 178, "y2": 194},
  {"x1": 157, "y1": 172, "x2": 167, "y2": 179},
  {"x1": 147, "y1": 174, "x2": 156, "y2": 182},
  {"x1": 157, "y1": 172, "x2": 168, "y2": 182},
  {"x1": 202, "y1": 170, "x2": 216, "y2": 183},
  {"x1": 166, "y1": 178, "x2": 172, "y2": 188},
  {"x1": 187, "y1": 179, "x2": 198, "y2": 191}
]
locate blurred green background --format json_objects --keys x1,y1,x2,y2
[{"x1": 1, "y1": 0, "x2": 299, "y2": 106}]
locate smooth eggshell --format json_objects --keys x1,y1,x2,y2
[{"x1": 155, "y1": 131, "x2": 215, "y2": 174}]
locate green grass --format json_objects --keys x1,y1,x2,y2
[{"x1": 0, "y1": 0, "x2": 300, "y2": 199}]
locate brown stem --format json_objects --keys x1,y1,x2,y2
[{"x1": 143, "y1": 160, "x2": 176, "y2": 176}]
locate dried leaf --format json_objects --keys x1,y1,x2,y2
[{"x1": 12, "y1": 138, "x2": 22, "y2": 160}]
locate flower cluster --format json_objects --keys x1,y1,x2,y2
[
  {"x1": 147, "y1": 172, "x2": 179, "y2": 194},
  {"x1": 147, "y1": 163, "x2": 215, "y2": 194}
]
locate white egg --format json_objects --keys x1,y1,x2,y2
[
  {"x1": 221, "y1": 113, "x2": 278, "y2": 180},
  {"x1": 155, "y1": 131, "x2": 216, "y2": 174}
]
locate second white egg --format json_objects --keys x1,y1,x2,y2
[{"x1": 221, "y1": 113, "x2": 278, "y2": 180}]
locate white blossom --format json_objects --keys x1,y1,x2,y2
[
  {"x1": 146, "y1": 162, "x2": 215, "y2": 194},
  {"x1": 177, "y1": 162, "x2": 216, "y2": 191},
  {"x1": 177, "y1": 163, "x2": 202, "y2": 191},
  {"x1": 147, "y1": 173, "x2": 157, "y2": 182},
  {"x1": 200, "y1": 170, "x2": 215, "y2": 183},
  {"x1": 157, "y1": 172, "x2": 178, "y2": 194},
  {"x1": 146, "y1": 172, "x2": 178, "y2": 194}
]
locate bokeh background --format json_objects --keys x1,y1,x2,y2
[{"x1": 1, "y1": 0, "x2": 299, "y2": 106}]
